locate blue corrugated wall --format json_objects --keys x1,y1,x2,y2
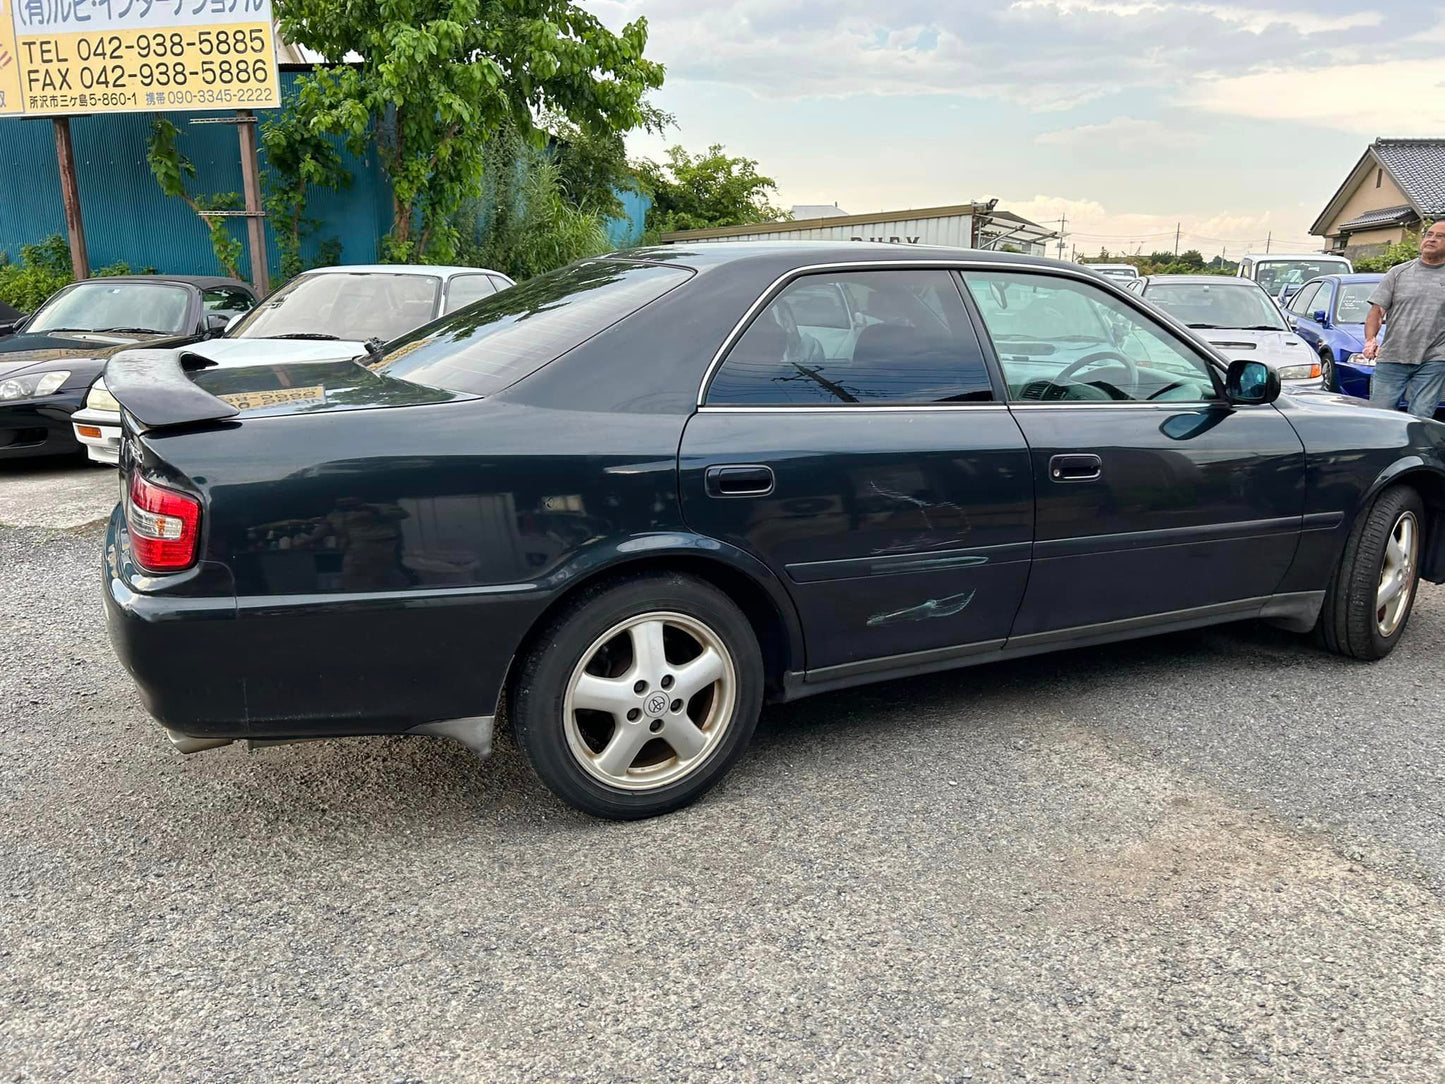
[
  {"x1": 0, "y1": 71, "x2": 650, "y2": 282},
  {"x1": 0, "y1": 72, "x2": 393, "y2": 279}
]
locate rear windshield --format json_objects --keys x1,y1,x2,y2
[{"x1": 374, "y1": 261, "x2": 691, "y2": 396}]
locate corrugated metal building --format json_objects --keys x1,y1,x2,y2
[{"x1": 660, "y1": 202, "x2": 1055, "y2": 255}]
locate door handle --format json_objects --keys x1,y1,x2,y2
[
  {"x1": 705, "y1": 465, "x2": 775, "y2": 497},
  {"x1": 1049, "y1": 454, "x2": 1102, "y2": 482}
]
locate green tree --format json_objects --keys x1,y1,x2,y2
[
  {"x1": 455, "y1": 122, "x2": 612, "y2": 280},
  {"x1": 274, "y1": 0, "x2": 664, "y2": 263},
  {"x1": 543, "y1": 102, "x2": 672, "y2": 219},
  {"x1": 260, "y1": 108, "x2": 353, "y2": 282},
  {"x1": 146, "y1": 119, "x2": 246, "y2": 280},
  {"x1": 1177, "y1": 248, "x2": 1205, "y2": 270},
  {"x1": 1354, "y1": 228, "x2": 1424, "y2": 272},
  {"x1": 638, "y1": 144, "x2": 788, "y2": 235}
]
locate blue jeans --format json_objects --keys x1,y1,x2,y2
[{"x1": 1368, "y1": 360, "x2": 1445, "y2": 418}]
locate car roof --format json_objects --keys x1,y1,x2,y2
[
  {"x1": 304, "y1": 264, "x2": 512, "y2": 279},
  {"x1": 1239, "y1": 252, "x2": 1351, "y2": 261},
  {"x1": 74, "y1": 274, "x2": 253, "y2": 291},
  {"x1": 1141, "y1": 274, "x2": 1264, "y2": 286},
  {"x1": 608, "y1": 240, "x2": 1073, "y2": 276}
]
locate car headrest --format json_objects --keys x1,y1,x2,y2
[{"x1": 852, "y1": 323, "x2": 935, "y2": 368}]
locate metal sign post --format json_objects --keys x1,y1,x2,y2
[
  {"x1": 50, "y1": 115, "x2": 88, "y2": 278},
  {"x1": 236, "y1": 110, "x2": 269, "y2": 296}
]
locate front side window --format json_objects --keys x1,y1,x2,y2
[
  {"x1": 26, "y1": 281, "x2": 191, "y2": 335},
  {"x1": 963, "y1": 271, "x2": 1217, "y2": 403},
  {"x1": 1309, "y1": 283, "x2": 1334, "y2": 318},
  {"x1": 1142, "y1": 281, "x2": 1286, "y2": 331},
  {"x1": 442, "y1": 274, "x2": 497, "y2": 315},
  {"x1": 1288, "y1": 282, "x2": 1322, "y2": 317},
  {"x1": 706, "y1": 270, "x2": 994, "y2": 406},
  {"x1": 230, "y1": 272, "x2": 442, "y2": 343},
  {"x1": 1336, "y1": 283, "x2": 1376, "y2": 323},
  {"x1": 202, "y1": 287, "x2": 255, "y2": 315}
]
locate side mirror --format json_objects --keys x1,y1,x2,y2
[
  {"x1": 0, "y1": 321, "x2": 17, "y2": 337},
  {"x1": 1312, "y1": 309, "x2": 1329, "y2": 325},
  {"x1": 205, "y1": 313, "x2": 231, "y2": 336},
  {"x1": 1226, "y1": 359, "x2": 1280, "y2": 405}
]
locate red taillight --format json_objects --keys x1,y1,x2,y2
[{"x1": 126, "y1": 474, "x2": 200, "y2": 573}]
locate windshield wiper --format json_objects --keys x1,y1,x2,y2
[
  {"x1": 1186, "y1": 323, "x2": 1221, "y2": 329},
  {"x1": 1242, "y1": 325, "x2": 1285, "y2": 331},
  {"x1": 260, "y1": 332, "x2": 342, "y2": 341},
  {"x1": 94, "y1": 326, "x2": 167, "y2": 334}
]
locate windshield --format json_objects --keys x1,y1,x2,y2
[
  {"x1": 1094, "y1": 267, "x2": 1138, "y2": 282},
  {"x1": 374, "y1": 260, "x2": 691, "y2": 396},
  {"x1": 231, "y1": 272, "x2": 441, "y2": 343},
  {"x1": 26, "y1": 281, "x2": 191, "y2": 335},
  {"x1": 1143, "y1": 281, "x2": 1286, "y2": 330},
  {"x1": 1336, "y1": 283, "x2": 1377, "y2": 324},
  {"x1": 1253, "y1": 259, "x2": 1349, "y2": 293}
]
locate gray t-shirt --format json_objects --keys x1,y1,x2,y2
[{"x1": 1368, "y1": 258, "x2": 1445, "y2": 365}]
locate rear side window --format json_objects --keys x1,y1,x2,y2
[
  {"x1": 706, "y1": 270, "x2": 994, "y2": 406},
  {"x1": 376, "y1": 261, "x2": 690, "y2": 396},
  {"x1": 1288, "y1": 282, "x2": 1321, "y2": 316}
]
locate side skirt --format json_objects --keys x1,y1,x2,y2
[{"x1": 780, "y1": 593, "x2": 1320, "y2": 703}]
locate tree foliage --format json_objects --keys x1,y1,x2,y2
[
  {"x1": 146, "y1": 119, "x2": 246, "y2": 280},
  {"x1": 637, "y1": 144, "x2": 788, "y2": 236},
  {"x1": 543, "y1": 102, "x2": 672, "y2": 220},
  {"x1": 1084, "y1": 247, "x2": 1235, "y2": 277},
  {"x1": 0, "y1": 236, "x2": 136, "y2": 312},
  {"x1": 274, "y1": 0, "x2": 664, "y2": 263},
  {"x1": 260, "y1": 108, "x2": 353, "y2": 281},
  {"x1": 1354, "y1": 228, "x2": 1424, "y2": 272},
  {"x1": 454, "y1": 122, "x2": 612, "y2": 281}
]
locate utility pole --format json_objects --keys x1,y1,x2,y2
[
  {"x1": 52, "y1": 118, "x2": 89, "y2": 279},
  {"x1": 1265, "y1": 231, "x2": 1272, "y2": 254},
  {"x1": 1057, "y1": 214, "x2": 1067, "y2": 261},
  {"x1": 1174, "y1": 222, "x2": 1181, "y2": 257}
]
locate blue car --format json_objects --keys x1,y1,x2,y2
[{"x1": 1281, "y1": 273, "x2": 1391, "y2": 399}]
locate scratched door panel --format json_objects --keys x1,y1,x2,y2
[{"x1": 678, "y1": 409, "x2": 1034, "y2": 669}]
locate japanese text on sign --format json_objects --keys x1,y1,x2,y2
[{"x1": 0, "y1": 0, "x2": 278, "y2": 116}]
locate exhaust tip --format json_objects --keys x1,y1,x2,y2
[{"x1": 164, "y1": 729, "x2": 235, "y2": 755}]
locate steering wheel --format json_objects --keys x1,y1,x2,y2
[{"x1": 1053, "y1": 349, "x2": 1138, "y2": 394}]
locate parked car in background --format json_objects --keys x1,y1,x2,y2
[
  {"x1": 73, "y1": 264, "x2": 514, "y2": 463},
  {"x1": 1237, "y1": 252, "x2": 1352, "y2": 305},
  {"x1": 104, "y1": 243, "x2": 1445, "y2": 819},
  {"x1": 1279, "y1": 273, "x2": 1386, "y2": 393},
  {"x1": 0, "y1": 299, "x2": 24, "y2": 336},
  {"x1": 1087, "y1": 262, "x2": 1140, "y2": 284},
  {"x1": 1128, "y1": 274, "x2": 1320, "y2": 386},
  {"x1": 1, "y1": 275, "x2": 255, "y2": 462}
]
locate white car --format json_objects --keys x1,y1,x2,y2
[
  {"x1": 1128, "y1": 274, "x2": 1321, "y2": 386},
  {"x1": 1087, "y1": 262, "x2": 1141, "y2": 284},
  {"x1": 73, "y1": 264, "x2": 514, "y2": 463}
]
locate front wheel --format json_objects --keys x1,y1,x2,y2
[
  {"x1": 510, "y1": 573, "x2": 764, "y2": 819},
  {"x1": 1315, "y1": 486, "x2": 1424, "y2": 660},
  {"x1": 1320, "y1": 351, "x2": 1337, "y2": 392}
]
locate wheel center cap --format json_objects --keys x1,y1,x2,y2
[{"x1": 645, "y1": 693, "x2": 669, "y2": 717}]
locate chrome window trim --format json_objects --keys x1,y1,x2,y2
[
  {"x1": 696, "y1": 259, "x2": 1230, "y2": 407},
  {"x1": 1007, "y1": 401, "x2": 1216, "y2": 411}
]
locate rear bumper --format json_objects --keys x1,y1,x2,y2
[
  {"x1": 0, "y1": 392, "x2": 85, "y2": 459},
  {"x1": 104, "y1": 506, "x2": 534, "y2": 743}
]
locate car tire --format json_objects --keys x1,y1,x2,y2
[
  {"x1": 1319, "y1": 350, "x2": 1336, "y2": 392},
  {"x1": 510, "y1": 572, "x2": 764, "y2": 820},
  {"x1": 1314, "y1": 485, "x2": 1424, "y2": 660}
]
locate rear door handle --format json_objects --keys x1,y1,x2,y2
[
  {"x1": 1049, "y1": 454, "x2": 1102, "y2": 482},
  {"x1": 705, "y1": 465, "x2": 775, "y2": 497}
]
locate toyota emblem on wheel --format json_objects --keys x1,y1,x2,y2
[{"x1": 646, "y1": 693, "x2": 669, "y2": 716}]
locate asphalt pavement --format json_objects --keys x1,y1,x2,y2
[{"x1": 2, "y1": 459, "x2": 1443, "y2": 1083}]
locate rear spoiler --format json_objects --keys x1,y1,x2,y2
[{"x1": 104, "y1": 348, "x2": 239, "y2": 429}]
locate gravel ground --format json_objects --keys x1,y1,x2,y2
[{"x1": 2, "y1": 466, "x2": 1443, "y2": 1082}]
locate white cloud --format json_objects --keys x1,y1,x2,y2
[
  {"x1": 1010, "y1": 1, "x2": 1382, "y2": 35},
  {"x1": 1001, "y1": 195, "x2": 1316, "y2": 257},
  {"x1": 1186, "y1": 60, "x2": 1445, "y2": 134},
  {"x1": 1035, "y1": 116, "x2": 1205, "y2": 150}
]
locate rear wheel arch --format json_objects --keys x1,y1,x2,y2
[{"x1": 505, "y1": 549, "x2": 802, "y2": 713}]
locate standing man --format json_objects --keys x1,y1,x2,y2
[{"x1": 1365, "y1": 220, "x2": 1445, "y2": 417}]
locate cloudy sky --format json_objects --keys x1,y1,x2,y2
[{"x1": 590, "y1": 1, "x2": 1445, "y2": 257}]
